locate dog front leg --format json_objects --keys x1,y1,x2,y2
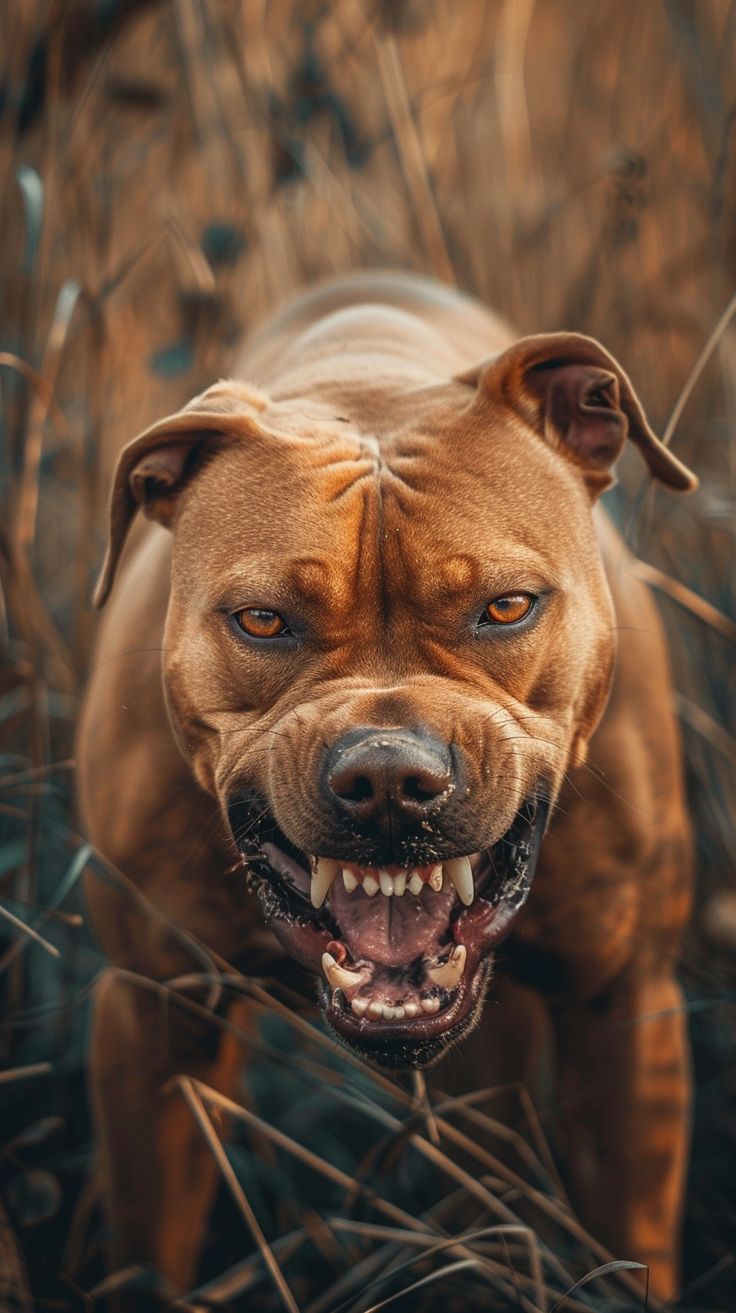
[
  {"x1": 552, "y1": 966, "x2": 691, "y2": 1302},
  {"x1": 90, "y1": 968, "x2": 252, "y2": 1309}
]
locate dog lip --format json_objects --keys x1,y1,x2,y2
[{"x1": 261, "y1": 841, "x2": 311, "y2": 895}]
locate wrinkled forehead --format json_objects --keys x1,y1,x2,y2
[
  {"x1": 380, "y1": 417, "x2": 594, "y2": 590},
  {"x1": 172, "y1": 433, "x2": 376, "y2": 605},
  {"x1": 172, "y1": 412, "x2": 594, "y2": 606}
]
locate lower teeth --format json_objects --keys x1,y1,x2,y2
[{"x1": 350, "y1": 994, "x2": 441, "y2": 1021}]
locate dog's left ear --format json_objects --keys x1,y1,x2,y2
[
  {"x1": 457, "y1": 332, "x2": 697, "y2": 497},
  {"x1": 94, "y1": 381, "x2": 268, "y2": 608}
]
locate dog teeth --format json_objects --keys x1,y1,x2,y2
[
  {"x1": 426, "y1": 943, "x2": 467, "y2": 989},
  {"x1": 323, "y1": 860, "x2": 475, "y2": 902},
  {"x1": 428, "y1": 863, "x2": 444, "y2": 892},
  {"x1": 347, "y1": 992, "x2": 446, "y2": 1022},
  {"x1": 444, "y1": 856, "x2": 474, "y2": 906},
  {"x1": 311, "y1": 857, "x2": 340, "y2": 908},
  {"x1": 322, "y1": 952, "x2": 364, "y2": 992},
  {"x1": 358, "y1": 1000, "x2": 409, "y2": 1022}
]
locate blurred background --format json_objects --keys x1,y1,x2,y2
[{"x1": 1, "y1": 1, "x2": 734, "y2": 1309}]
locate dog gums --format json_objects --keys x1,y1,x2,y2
[{"x1": 1, "y1": 2, "x2": 735, "y2": 1310}]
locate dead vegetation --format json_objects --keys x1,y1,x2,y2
[{"x1": 0, "y1": 1, "x2": 735, "y2": 1308}]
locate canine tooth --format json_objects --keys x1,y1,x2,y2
[
  {"x1": 379, "y1": 870, "x2": 395, "y2": 896},
  {"x1": 342, "y1": 869, "x2": 358, "y2": 893},
  {"x1": 393, "y1": 872, "x2": 406, "y2": 896},
  {"x1": 408, "y1": 873, "x2": 423, "y2": 896},
  {"x1": 311, "y1": 857, "x2": 340, "y2": 908},
  {"x1": 426, "y1": 943, "x2": 467, "y2": 989},
  {"x1": 404, "y1": 1000, "x2": 420, "y2": 1018},
  {"x1": 421, "y1": 996, "x2": 440, "y2": 1014},
  {"x1": 322, "y1": 952, "x2": 364, "y2": 991},
  {"x1": 367, "y1": 1000, "x2": 384, "y2": 1019},
  {"x1": 428, "y1": 863, "x2": 443, "y2": 892},
  {"x1": 445, "y1": 856, "x2": 474, "y2": 906},
  {"x1": 363, "y1": 874, "x2": 379, "y2": 897},
  {"x1": 351, "y1": 997, "x2": 369, "y2": 1018}
]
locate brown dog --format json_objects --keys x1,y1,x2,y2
[{"x1": 77, "y1": 270, "x2": 696, "y2": 1302}]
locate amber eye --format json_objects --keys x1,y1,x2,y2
[
  {"x1": 233, "y1": 608, "x2": 290, "y2": 639},
  {"x1": 482, "y1": 593, "x2": 535, "y2": 626}
]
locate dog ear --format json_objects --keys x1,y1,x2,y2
[
  {"x1": 457, "y1": 332, "x2": 697, "y2": 497},
  {"x1": 94, "y1": 381, "x2": 268, "y2": 608}
]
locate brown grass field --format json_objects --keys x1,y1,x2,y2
[{"x1": 1, "y1": 1, "x2": 735, "y2": 1309}]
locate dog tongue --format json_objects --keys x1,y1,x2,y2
[{"x1": 329, "y1": 879, "x2": 455, "y2": 965}]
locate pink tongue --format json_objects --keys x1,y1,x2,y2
[{"x1": 329, "y1": 880, "x2": 455, "y2": 965}]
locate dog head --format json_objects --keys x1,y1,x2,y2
[{"x1": 96, "y1": 332, "x2": 695, "y2": 1067}]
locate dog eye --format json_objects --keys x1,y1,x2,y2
[
  {"x1": 481, "y1": 593, "x2": 535, "y2": 626},
  {"x1": 233, "y1": 608, "x2": 291, "y2": 639}
]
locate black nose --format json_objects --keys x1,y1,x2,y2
[{"x1": 325, "y1": 729, "x2": 454, "y2": 825}]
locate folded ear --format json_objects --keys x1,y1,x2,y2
[
  {"x1": 456, "y1": 332, "x2": 697, "y2": 498},
  {"x1": 94, "y1": 381, "x2": 269, "y2": 608}
]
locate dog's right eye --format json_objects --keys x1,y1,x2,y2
[
  {"x1": 232, "y1": 608, "x2": 291, "y2": 639},
  {"x1": 479, "y1": 593, "x2": 536, "y2": 626}
]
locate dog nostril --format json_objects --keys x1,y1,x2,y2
[
  {"x1": 333, "y1": 773, "x2": 374, "y2": 804},
  {"x1": 402, "y1": 774, "x2": 443, "y2": 803}
]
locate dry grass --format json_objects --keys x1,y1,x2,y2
[{"x1": 1, "y1": 0, "x2": 735, "y2": 1308}]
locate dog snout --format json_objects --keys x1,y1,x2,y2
[{"x1": 325, "y1": 728, "x2": 455, "y2": 828}]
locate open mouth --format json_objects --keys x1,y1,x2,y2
[{"x1": 227, "y1": 794, "x2": 549, "y2": 1068}]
